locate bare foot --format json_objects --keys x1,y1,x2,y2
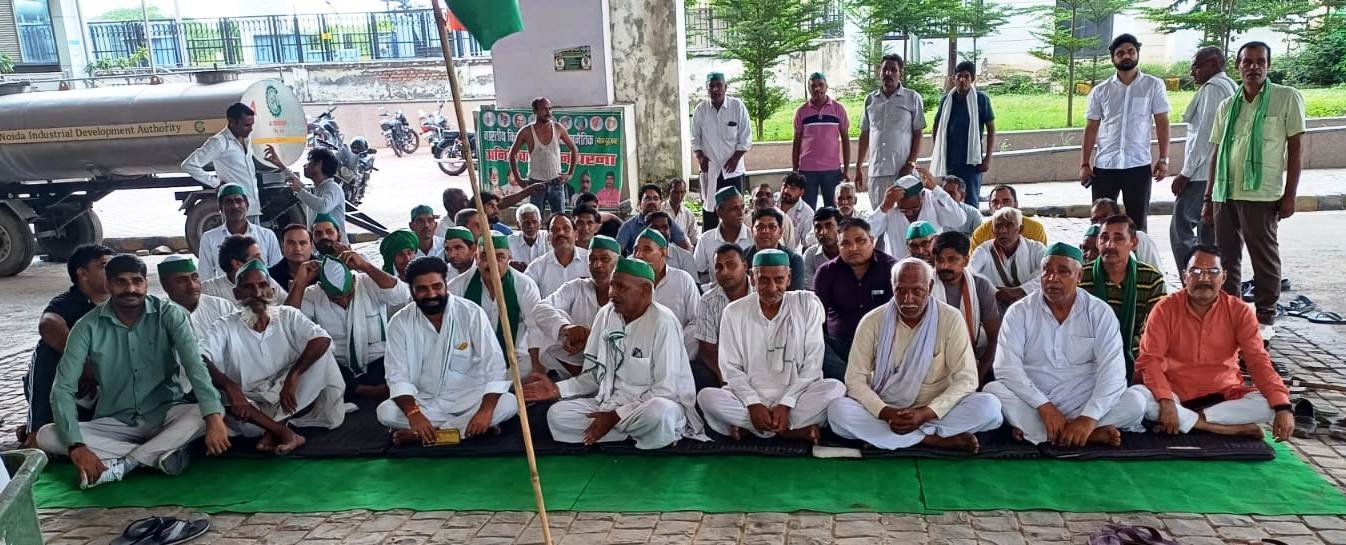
[
  {"x1": 921, "y1": 433, "x2": 980, "y2": 453},
  {"x1": 1087, "y1": 425, "x2": 1122, "y2": 446},
  {"x1": 273, "y1": 429, "x2": 306, "y2": 456},
  {"x1": 391, "y1": 429, "x2": 420, "y2": 446},
  {"x1": 1011, "y1": 427, "x2": 1025, "y2": 442},
  {"x1": 778, "y1": 425, "x2": 821, "y2": 444},
  {"x1": 1198, "y1": 422, "x2": 1265, "y2": 440},
  {"x1": 256, "y1": 432, "x2": 276, "y2": 453},
  {"x1": 728, "y1": 426, "x2": 741, "y2": 441}
]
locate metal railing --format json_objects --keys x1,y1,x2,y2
[
  {"x1": 86, "y1": 9, "x2": 487, "y2": 69},
  {"x1": 17, "y1": 22, "x2": 59, "y2": 64},
  {"x1": 686, "y1": 0, "x2": 845, "y2": 51}
]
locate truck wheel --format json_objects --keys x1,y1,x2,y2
[
  {"x1": 185, "y1": 200, "x2": 222, "y2": 256},
  {"x1": 36, "y1": 206, "x2": 103, "y2": 262},
  {"x1": 0, "y1": 207, "x2": 37, "y2": 277}
]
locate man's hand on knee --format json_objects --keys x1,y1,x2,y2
[{"x1": 69, "y1": 444, "x2": 106, "y2": 484}]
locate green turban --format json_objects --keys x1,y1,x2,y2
[
  {"x1": 218, "y1": 183, "x2": 248, "y2": 200},
  {"x1": 809, "y1": 72, "x2": 826, "y2": 82},
  {"x1": 615, "y1": 257, "x2": 656, "y2": 284},
  {"x1": 312, "y1": 213, "x2": 339, "y2": 228},
  {"x1": 638, "y1": 228, "x2": 668, "y2": 249},
  {"x1": 1084, "y1": 224, "x2": 1101, "y2": 237},
  {"x1": 157, "y1": 255, "x2": 196, "y2": 276},
  {"x1": 714, "y1": 186, "x2": 742, "y2": 207},
  {"x1": 410, "y1": 204, "x2": 438, "y2": 221},
  {"x1": 906, "y1": 221, "x2": 937, "y2": 240},
  {"x1": 444, "y1": 226, "x2": 475, "y2": 245},
  {"x1": 236, "y1": 258, "x2": 268, "y2": 278},
  {"x1": 752, "y1": 249, "x2": 790, "y2": 268},
  {"x1": 896, "y1": 175, "x2": 924, "y2": 198},
  {"x1": 379, "y1": 230, "x2": 419, "y2": 274},
  {"x1": 589, "y1": 235, "x2": 621, "y2": 255},
  {"x1": 1045, "y1": 242, "x2": 1084, "y2": 264},
  {"x1": 706, "y1": 72, "x2": 725, "y2": 84},
  {"x1": 489, "y1": 233, "x2": 510, "y2": 250},
  {"x1": 318, "y1": 255, "x2": 354, "y2": 297}
]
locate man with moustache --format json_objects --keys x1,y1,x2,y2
[
  {"x1": 524, "y1": 258, "x2": 707, "y2": 449},
  {"x1": 36, "y1": 255, "x2": 230, "y2": 488},
  {"x1": 619, "y1": 184, "x2": 692, "y2": 253},
  {"x1": 378, "y1": 229, "x2": 421, "y2": 282},
  {"x1": 532, "y1": 236, "x2": 621, "y2": 378},
  {"x1": 631, "y1": 229, "x2": 703, "y2": 359},
  {"x1": 867, "y1": 172, "x2": 964, "y2": 260},
  {"x1": 662, "y1": 178, "x2": 700, "y2": 243},
  {"x1": 272, "y1": 224, "x2": 317, "y2": 289},
  {"x1": 744, "y1": 208, "x2": 808, "y2": 290},
  {"x1": 1081, "y1": 34, "x2": 1172, "y2": 231},
  {"x1": 442, "y1": 226, "x2": 478, "y2": 277},
  {"x1": 984, "y1": 244, "x2": 1145, "y2": 447},
  {"x1": 827, "y1": 259, "x2": 1002, "y2": 452},
  {"x1": 200, "y1": 260, "x2": 346, "y2": 454},
  {"x1": 197, "y1": 183, "x2": 281, "y2": 280},
  {"x1": 835, "y1": 183, "x2": 860, "y2": 220},
  {"x1": 645, "y1": 211, "x2": 697, "y2": 276},
  {"x1": 814, "y1": 219, "x2": 897, "y2": 380},
  {"x1": 1089, "y1": 198, "x2": 1163, "y2": 270},
  {"x1": 695, "y1": 186, "x2": 753, "y2": 284},
  {"x1": 1079, "y1": 215, "x2": 1166, "y2": 381},
  {"x1": 409, "y1": 205, "x2": 445, "y2": 259},
  {"x1": 904, "y1": 221, "x2": 937, "y2": 266},
  {"x1": 803, "y1": 207, "x2": 843, "y2": 289},
  {"x1": 932, "y1": 232, "x2": 1000, "y2": 382},
  {"x1": 201, "y1": 234, "x2": 288, "y2": 306},
  {"x1": 970, "y1": 207, "x2": 1045, "y2": 313},
  {"x1": 692, "y1": 72, "x2": 753, "y2": 230},
  {"x1": 525, "y1": 213, "x2": 590, "y2": 298},
  {"x1": 1131, "y1": 246, "x2": 1293, "y2": 440},
  {"x1": 792, "y1": 72, "x2": 850, "y2": 209},
  {"x1": 448, "y1": 233, "x2": 542, "y2": 369},
  {"x1": 970, "y1": 185, "x2": 1047, "y2": 249},
  {"x1": 509, "y1": 96, "x2": 579, "y2": 217},
  {"x1": 434, "y1": 188, "x2": 470, "y2": 239},
  {"x1": 778, "y1": 173, "x2": 815, "y2": 251},
  {"x1": 1170, "y1": 47, "x2": 1233, "y2": 269},
  {"x1": 695, "y1": 245, "x2": 753, "y2": 388},
  {"x1": 508, "y1": 204, "x2": 549, "y2": 271},
  {"x1": 855, "y1": 54, "x2": 925, "y2": 206},
  {"x1": 930, "y1": 61, "x2": 997, "y2": 207},
  {"x1": 572, "y1": 206, "x2": 602, "y2": 250},
  {"x1": 157, "y1": 255, "x2": 236, "y2": 340},
  {"x1": 378, "y1": 257, "x2": 519, "y2": 445},
  {"x1": 183, "y1": 103, "x2": 260, "y2": 220},
  {"x1": 942, "y1": 176, "x2": 983, "y2": 236}
]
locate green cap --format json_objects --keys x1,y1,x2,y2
[
  {"x1": 379, "y1": 230, "x2": 419, "y2": 274},
  {"x1": 410, "y1": 204, "x2": 438, "y2": 221},
  {"x1": 218, "y1": 183, "x2": 248, "y2": 200},
  {"x1": 714, "y1": 185, "x2": 742, "y2": 207},
  {"x1": 906, "y1": 221, "x2": 937, "y2": 240},
  {"x1": 809, "y1": 72, "x2": 826, "y2": 81},
  {"x1": 157, "y1": 255, "x2": 197, "y2": 276},
  {"x1": 489, "y1": 233, "x2": 510, "y2": 250},
  {"x1": 752, "y1": 249, "x2": 790, "y2": 268},
  {"x1": 615, "y1": 257, "x2": 656, "y2": 284},
  {"x1": 896, "y1": 175, "x2": 924, "y2": 198},
  {"x1": 444, "y1": 226, "x2": 475, "y2": 245},
  {"x1": 1045, "y1": 242, "x2": 1085, "y2": 264},
  {"x1": 589, "y1": 234, "x2": 621, "y2": 255},
  {"x1": 236, "y1": 258, "x2": 268, "y2": 278},
  {"x1": 318, "y1": 255, "x2": 354, "y2": 296},
  {"x1": 706, "y1": 72, "x2": 725, "y2": 83},
  {"x1": 637, "y1": 228, "x2": 668, "y2": 249},
  {"x1": 1084, "y1": 224, "x2": 1101, "y2": 237},
  {"x1": 312, "y1": 212, "x2": 339, "y2": 228}
]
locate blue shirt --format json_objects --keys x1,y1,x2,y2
[
  {"x1": 933, "y1": 90, "x2": 995, "y2": 169},
  {"x1": 616, "y1": 215, "x2": 688, "y2": 254}
]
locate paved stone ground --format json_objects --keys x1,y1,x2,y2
[{"x1": 7, "y1": 215, "x2": 1346, "y2": 544}]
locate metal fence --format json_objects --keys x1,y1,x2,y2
[
  {"x1": 86, "y1": 9, "x2": 487, "y2": 69},
  {"x1": 686, "y1": 0, "x2": 845, "y2": 51},
  {"x1": 17, "y1": 21, "x2": 59, "y2": 64}
]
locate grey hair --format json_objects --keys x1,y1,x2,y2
[
  {"x1": 836, "y1": 182, "x2": 856, "y2": 198},
  {"x1": 1195, "y1": 45, "x2": 1225, "y2": 66},
  {"x1": 516, "y1": 203, "x2": 541, "y2": 221},
  {"x1": 1040, "y1": 253, "x2": 1083, "y2": 273},
  {"x1": 992, "y1": 206, "x2": 1023, "y2": 229},
  {"x1": 891, "y1": 257, "x2": 935, "y2": 289}
]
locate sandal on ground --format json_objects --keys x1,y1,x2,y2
[
  {"x1": 1286, "y1": 295, "x2": 1317, "y2": 317},
  {"x1": 1307, "y1": 311, "x2": 1346, "y2": 325},
  {"x1": 146, "y1": 518, "x2": 210, "y2": 545},
  {"x1": 110, "y1": 516, "x2": 177, "y2": 545},
  {"x1": 1090, "y1": 524, "x2": 1180, "y2": 545},
  {"x1": 1329, "y1": 418, "x2": 1346, "y2": 441}
]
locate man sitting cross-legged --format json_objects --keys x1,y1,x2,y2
[
  {"x1": 523, "y1": 258, "x2": 707, "y2": 449},
  {"x1": 200, "y1": 259, "x2": 347, "y2": 455},
  {"x1": 531, "y1": 236, "x2": 621, "y2": 378},
  {"x1": 378, "y1": 257, "x2": 519, "y2": 445},
  {"x1": 983, "y1": 243, "x2": 1145, "y2": 447},
  {"x1": 1129, "y1": 246, "x2": 1294, "y2": 440},
  {"x1": 827, "y1": 258, "x2": 1002, "y2": 452},
  {"x1": 36, "y1": 255, "x2": 230, "y2": 488},
  {"x1": 697, "y1": 250, "x2": 845, "y2": 443}
]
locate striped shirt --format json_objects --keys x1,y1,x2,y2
[
  {"x1": 793, "y1": 97, "x2": 849, "y2": 172},
  {"x1": 1080, "y1": 260, "x2": 1166, "y2": 361}
]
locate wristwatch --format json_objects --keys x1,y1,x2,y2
[
  {"x1": 1157, "y1": 157, "x2": 1170, "y2": 164},
  {"x1": 1272, "y1": 404, "x2": 1293, "y2": 414}
]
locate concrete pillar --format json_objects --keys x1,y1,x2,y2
[{"x1": 609, "y1": 0, "x2": 689, "y2": 184}]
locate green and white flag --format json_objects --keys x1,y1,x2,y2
[{"x1": 447, "y1": 0, "x2": 524, "y2": 50}]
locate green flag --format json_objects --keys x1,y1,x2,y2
[{"x1": 447, "y1": 0, "x2": 524, "y2": 50}]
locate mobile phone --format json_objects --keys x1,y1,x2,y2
[{"x1": 1082, "y1": 176, "x2": 1094, "y2": 189}]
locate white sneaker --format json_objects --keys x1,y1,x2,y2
[
  {"x1": 80, "y1": 458, "x2": 130, "y2": 489},
  {"x1": 1260, "y1": 324, "x2": 1276, "y2": 341}
]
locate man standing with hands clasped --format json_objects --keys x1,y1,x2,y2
[
  {"x1": 692, "y1": 72, "x2": 753, "y2": 230},
  {"x1": 856, "y1": 54, "x2": 925, "y2": 208}
]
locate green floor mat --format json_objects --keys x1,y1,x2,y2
[{"x1": 33, "y1": 444, "x2": 1346, "y2": 515}]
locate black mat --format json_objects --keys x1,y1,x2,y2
[
  {"x1": 1039, "y1": 430, "x2": 1277, "y2": 461},
  {"x1": 816, "y1": 427, "x2": 1043, "y2": 460},
  {"x1": 215, "y1": 398, "x2": 391, "y2": 459},
  {"x1": 595, "y1": 430, "x2": 813, "y2": 457}
]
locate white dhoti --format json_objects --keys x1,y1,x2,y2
[
  {"x1": 36, "y1": 404, "x2": 205, "y2": 473},
  {"x1": 537, "y1": 345, "x2": 581, "y2": 380},
  {"x1": 1131, "y1": 385, "x2": 1273, "y2": 433},
  {"x1": 696, "y1": 379, "x2": 845, "y2": 438},
  {"x1": 226, "y1": 364, "x2": 345, "y2": 438},
  {"x1": 376, "y1": 393, "x2": 519, "y2": 431},
  {"x1": 547, "y1": 397, "x2": 686, "y2": 450},
  {"x1": 984, "y1": 381, "x2": 1145, "y2": 444},
  {"x1": 826, "y1": 392, "x2": 1003, "y2": 450}
]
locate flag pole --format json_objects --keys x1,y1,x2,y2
[{"x1": 429, "y1": 3, "x2": 553, "y2": 543}]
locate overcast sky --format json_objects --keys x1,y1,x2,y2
[{"x1": 79, "y1": 0, "x2": 433, "y2": 19}]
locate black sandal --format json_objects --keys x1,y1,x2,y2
[{"x1": 110, "y1": 516, "x2": 175, "y2": 545}]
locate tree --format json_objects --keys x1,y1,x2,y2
[
  {"x1": 944, "y1": 0, "x2": 1014, "y2": 82},
  {"x1": 1030, "y1": 0, "x2": 1127, "y2": 127},
  {"x1": 1142, "y1": 0, "x2": 1314, "y2": 55},
  {"x1": 0, "y1": 52, "x2": 13, "y2": 75},
  {"x1": 845, "y1": 0, "x2": 958, "y2": 107},
  {"x1": 93, "y1": 6, "x2": 167, "y2": 21},
  {"x1": 706, "y1": 0, "x2": 839, "y2": 140}
]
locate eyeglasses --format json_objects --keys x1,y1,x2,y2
[{"x1": 1185, "y1": 267, "x2": 1223, "y2": 277}]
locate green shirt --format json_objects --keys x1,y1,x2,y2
[
  {"x1": 1209, "y1": 82, "x2": 1306, "y2": 202},
  {"x1": 1079, "y1": 260, "x2": 1167, "y2": 361},
  {"x1": 52, "y1": 294, "x2": 224, "y2": 446}
]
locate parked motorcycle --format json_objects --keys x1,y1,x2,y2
[
  {"x1": 307, "y1": 105, "x2": 341, "y2": 149},
  {"x1": 419, "y1": 101, "x2": 476, "y2": 176},
  {"x1": 306, "y1": 105, "x2": 377, "y2": 206},
  {"x1": 379, "y1": 108, "x2": 420, "y2": 157}
]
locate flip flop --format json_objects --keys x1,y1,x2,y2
[
  {"x1": 1328, "y1": 418, "x2": 1346, "y2": 441},
  {"x1": 148, "y1": 518, "x2": 210, "y2": 545},
  {"x1": 1307, "y1": 311, "x2": 1346, "y2": 325},
  {"x1": 110, "y1": 516, "x2": 176, "y2": 545},
  {"x1": 1286, "y1": 295, "x2": 1317, "y2": 317}
]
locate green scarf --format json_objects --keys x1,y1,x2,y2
[
  {"x1": 1214, "y1": 83, "x2": 1271, "y2": 200},
  {"x1": 1091, "y1": 256, "x2": 1137, "y2": 380},
  {"x1": 464, "y1": 269, "x2": 521, "y2": 358}
]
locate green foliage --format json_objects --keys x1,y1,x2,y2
[
  {"x1": 707, "y1": 0, "x2": 839, "y2": 140},
  {"x1": 985, "y1": 74, "x2": 1047, "y2": 95},
  {"x1": 943, "y1": 0, "x2": 1014, "y2": 71},
  {"x1": 903, "y1": 58, "x2": 944, "y2": 112},
  {"x1": 0, "y1": 52, "x2": 13, "y2": 75},
  {"x1": 1283, "y1": 13, "x2": 1346, "y2": 88},
  {"x1": 844, "y1": 0, "x2": 961, "y2": 92},
  {"x1": 1141, "y1": 0, "x2": 1315, "y2": 55},
  {"x1": 92, "y1": 6, "x2": 167, "y2": 21},
  {"x1": 1028, "y1": 0, "x2": 1128, "y2": 126},
  {"x1": 84, "y1": 47, "x2": 150, "y2": 76}
]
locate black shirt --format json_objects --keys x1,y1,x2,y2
[
  {"x1": 270, "y1": 260, "x2": 316, "y2": 292},
  {"x1": 33, "y1": 285, "x2": 98, "y2": 369}
]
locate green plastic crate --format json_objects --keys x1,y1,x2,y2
[{"x1": 1, "y1": 449, "x2": 48, "y2": 545}]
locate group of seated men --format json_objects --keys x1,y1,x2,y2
[{"x1": 20, "y1": 168, "x2": 1294, "y2": 489}]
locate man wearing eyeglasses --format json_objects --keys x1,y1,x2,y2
[
  {"x1": 743, "y1": 208, "x2": 807, "y2": 290},
  {"x1": 617, "y1": 184, "x2": 691, "y2": 254},
  {"x1": 1129, "y1": 246, "x2": 1293, "y2": 441}
]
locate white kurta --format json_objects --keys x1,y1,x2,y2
[
  {"x1": 197, "y1": 223, "x2": 283, "y2": 281},
  {"x1": 985, "y1": 289, "x2": 1144, "y2": 444},
  {"x1": 549, "y1": 302, "x2": 707, "y2": 449},
  {"x1": 299, "y1": 273, "x2": 412, "y2": 371},
  {"x1": 969, "y1": 238, "x2": 1046, "y2": 293},
  {"x1": 508, "y1": 231, "x2": 550, "y2": 264},
  {"x1": 697, "y1": 292, "x2": 844, "y2": 437},
  {"x1": 201, "y1": 273, "x2": 289, "y2": 307},
  {"x1": 376, "y1": 296, "x2": 517, "y2": 430},
  {"x1": 199, "y1": 306, "x2": 346, "y2": 433},
  {"x1": 693, "y1": 224, "x2": 753, "y2": 283},
  {"x1": 186, "y1": 294, "x2": 236, "y2": 339},
  {"x1": 525, "y1": 248, "x2": 591, "y2": 298},
  {"x1": 662, "y1": 202, "x2": 700, "y2": 245},
  {"x1": 690, "y1": 97, "x2": 753, "y2": 183},
  {"x1": 447, "y1": 269, "x2": 541, "y2": 365},
  {"x1": 866, "y1": 186, "x2": 965, "y2": 259},
  {"x1": 654, "y1": 267, "x2": 703, "y2": 359},
  {"x1": 1134, "y1": 230, "x2": 1163, "y2": 272},
  {"x1": 782, "y1": 201, "x2": 814, "y2": 253},
  {"x1": 668, "y1": 245, "x2": 698, "y2": 277},
  {"x1": 531, "y1": 278, "x2": 604, "y2": 376},
  {"x1": 180, "y1": 129, "x2": 259, "y2": 217},
  {"x1": 415, "y1": 236, "x2": 445, "y2": 259}
]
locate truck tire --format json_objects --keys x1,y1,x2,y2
[
  {"x1": 185, "y1": 200, "x2": 222, "y2": 256},
  {"x1": 0, "y1": 207, "x2": 37, "y2": 277},
  {"x1": 36, "y1": 206, "x2": 103, "y2": 262}
]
